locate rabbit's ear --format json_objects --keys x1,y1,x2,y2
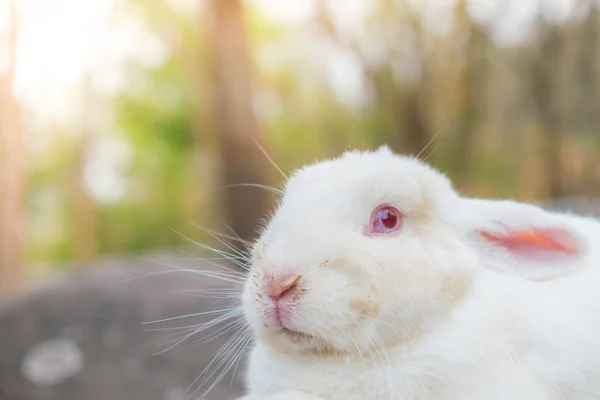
[{"x1": 460, "y1": 198, "x2": 587, "y2": 280}]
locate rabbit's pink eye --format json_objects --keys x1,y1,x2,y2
[{"x1": 369, "y1": 205, "x2": 402, "y2": 235}]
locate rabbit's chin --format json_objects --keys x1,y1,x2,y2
[
  {"x1": 255, "y1": 326, "x2": 336, "y2": 355},
  {"x1": 251, "y1": 318, "x2": 381, "y2": 357}
]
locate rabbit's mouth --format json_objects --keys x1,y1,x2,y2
[{"x1": 279, "y1": 327, "x2": 313, "y2": 343}]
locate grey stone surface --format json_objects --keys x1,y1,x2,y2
[
  {"x1": 21, "y1": 338, "x2": 85, "y2": 386},
  {"x1": 0, "y1": 252, "x2": 247, "y2": 400}
]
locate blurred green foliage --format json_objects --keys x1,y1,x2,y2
[{"x1": 17, "y1": 0, "x2": 600, "y2": 272}]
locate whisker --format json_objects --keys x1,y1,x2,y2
[
  {"x1": 167, "y1": 255, "x2": 247, "y2": 262},
  {"x1": 184, "y1": 326, "x2": 253, "y2": 400},
  {"x1": 198, "y1": 328, "x2": 254, "y2": 400},
  {"x1": 177, "y1": 287, "x2": 242, "y2": 293},
  {"x1": 147, "y1": 323, "x2": 216, "y2": 333},
  {"x1": 175, "y1": 232, "x2": 250, "y2": 263},
  {"x1": 188, "y1": 223, "x2": 250, "y2": 262},
  {"x1": 114, "y1": 266, "x2": 244, "y2": 286},
  {"x1": 180, "y1": 295, "x2": 241, "y2": 302},
  {"x1": 173, "y1": 246, "x2": 249, "y2": 276},
  {"x1": 176, "y1": 231, "x2": 246, "y2": 260},
  {"x1": 192, "y1": 317, "x2": 246, "y2": 347},
  {"x1": 143, "y1": 308, "x2": 239, "y2": 325},
  {"x1": 349, "y1": 334, "x2": 364, "y2": 361},
  {"x1": 223, "y1": 183, "x2": 283, "y2": 195},
  {"x1": 141, "y1": 255, "x2": 246, "y2": 277},
  {"x1": 249, "y1": 134, "x2": 288, "y2": 179},
  {"x1": 229, "y1": 332, "x2": 254, "y2": 386},
  {"x1": 223, "y1": 223, "x2": 253, "y2": 251},
  {"x1": 193, "y1": 225, "x2": 253, "y2": 249},
  {"x1": 153, "y1": 310, "x2": 244, "y2": 355},
  {"x1": 415, "y1": 126, "x2": 448, "y2": 161},
  {"x1": 153, "y1": 327, "x2": 202, "y2": 356},
  {"x1": 371, "y1": 335, "x2": 392, "y2": 394},
  {"x1": 174, "y1": 289, "x2": 242, "y2": 300},
  {"x1": 143, "y1": 257, "x2": 247, "y2": 284},
  {"x1": 156, "y1": 310, "x2": 242, "y2": 338},
  {"x1": 176, "y1": 233, "x2": 251, "y2": 271},
  {"x1": 423, "y1": 142, "x2": 443, "y2": 162}
]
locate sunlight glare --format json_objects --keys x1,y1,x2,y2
[
  {"x1": 14, "y1": 0, "x2": 117, "y2": 120},
  {"x1": 249, "y1": 0, "x2": 316, "y2": 23},
  {"x1": 543, "y1": 0, "x2": 573, "y2": 24},
  {"x1": 490, "y1": 0, "x2": 538, "y2": 47},
  {"x1": 11, "y1": 0, "x2": 168, "y2": 124},
  {"x1": 84, "y1": 137, "x2": 133, "y2": 204},
  {"x1": 166, "y1": 0, "x2": 200, "y2": 17},
  {"x1": 0, "y1": 2, "x2": 8, "y2": 35},
  {"x1": 0, "y1": 1, "x2": 12, "y2": 76}
]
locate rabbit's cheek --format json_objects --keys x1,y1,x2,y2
[
  {"x1": 441, "y1": 269, "x2": 475, "y2": 308},
  {"x1": 350, "y1": 294, "x2": 380, "y2": 317}
]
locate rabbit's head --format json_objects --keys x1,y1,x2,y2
[{"x1": 242, "y1": 147, "x2": 587, "y2": 356}]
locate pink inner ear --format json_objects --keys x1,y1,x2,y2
[{"x1": 480, "y1": 227, "x2": 580, "y2": 258}]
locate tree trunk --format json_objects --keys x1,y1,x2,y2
[
  {"x1": 577, "y1": 5, "x2": 599, "y2": 127},
  {"x1": 400, "y1": 88, "x2": 429, "y2": 156},
  {"x1": 0, "y1": 4, "x2": 24, "y2": 299},
  {"x1": 530, "y1": 26, "x2": 566, "y2": 198},
  {"x1": 206, "y1": 0, "x2": 270, "y2": 247},
  {"x1": 452, "y1": 2, "x2": 487, "y2": 185}
]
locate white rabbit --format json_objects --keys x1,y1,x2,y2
[{"x1": 238, "y1": 146, "x2": 600, "y2": 400}]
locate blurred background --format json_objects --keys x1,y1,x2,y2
[{"x1": 0, "y1": 0, "x2": 599, "y2": 399}]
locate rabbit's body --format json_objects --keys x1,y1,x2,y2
[{"x1": 238, "y1": 148, "x2": 600, "y2": 400}]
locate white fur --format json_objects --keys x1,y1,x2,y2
[{"x1": 238, "y1": 147, "x2": 600, "y2": 400}]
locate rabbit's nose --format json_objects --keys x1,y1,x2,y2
[{"x1": 263, "y1": 272, "x2": 301, "y2": 301}]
